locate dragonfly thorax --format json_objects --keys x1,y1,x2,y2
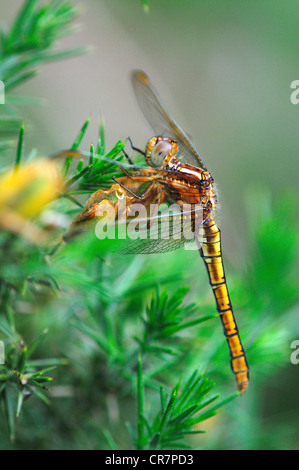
[
  {"x1": 162, "y1": 157, "x2": 217, "y2": 214},
  {"x1": 146, "y1": 136, "x2": 178, "y2": 167}
]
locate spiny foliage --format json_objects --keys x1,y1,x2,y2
[
  {"x1": 0, "y1": 0, "x2": 87, "y2": 151},
  {"x1": 0, "y1": 0, "x2": 298, "y2": 451},
  {"x1": 0, "y1": 119, "x2": 230, "y2": 448},
  {"x1": 135, "y1": 362, "x2": 238, "y2": 450}
]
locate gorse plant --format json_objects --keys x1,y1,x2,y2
[
  {"x1": 1, "y1": 0, "x2": 86, "y2": 90},
  {"x1": 0, "y1": 0, "x2": 298, "y2": 451},
  {"x1": 1, "y1": 114, "x2": 298, "y2": 449},
  {"x1": 0, "y1": 0, "x2": 87, "y2": 153},
  {"x1": 0, "y1": 113, "x2": 234, "y2": 447},
  {"x1": 134, "y1": 362, "x2": 237, "y2": 450}
]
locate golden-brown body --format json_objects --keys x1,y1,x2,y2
[{"x1": 64, "y1": 70, "x2": 249, "y2": 393}]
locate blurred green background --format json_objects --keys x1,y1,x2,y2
[{"x1": 0, "y1": 0, "x2": 298, "y2": 450}]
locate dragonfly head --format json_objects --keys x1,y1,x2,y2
[{"x1": 146, "y1": 136, "x2": 178, "y2": 167}]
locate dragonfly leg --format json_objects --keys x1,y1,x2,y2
[
  {"x1": 111, "y1": 177, "x2": 143, "y2": 199},
  {"x1": 122, "y1": 147, "x2": 134, "y2": 165},
  {"x1": 113, "y1": 161, "x2": 133, "y2": 177}
]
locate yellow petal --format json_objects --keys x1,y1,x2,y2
[{"x1": 0, "y1": 160, "x2": 63, "y2": 218}]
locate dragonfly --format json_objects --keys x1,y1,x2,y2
[{"x1": 65, "y1": 70, "x2": 249, "y2": 394}]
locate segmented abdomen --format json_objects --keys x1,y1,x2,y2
[{"x1": 199, "y1": 217, "x2": 249, "y2": 393}]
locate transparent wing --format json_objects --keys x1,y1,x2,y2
[
  {"x1": 109, "y1": 206, "x2": 204, "y2": 255},
  {"x1": 131, "y1": 70, "x2": 207, "y2": 171}
]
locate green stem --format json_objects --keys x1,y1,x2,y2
[{"x1": 137, "y1": 354, "x2": 145, "y2": 450}]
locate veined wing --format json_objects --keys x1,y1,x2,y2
[
  {"x1": 131, "y1": 70, "x2": 207, "y2": 171},
  {"x1": 108, "y1": 206, "x2": 205, "y2": 255}
]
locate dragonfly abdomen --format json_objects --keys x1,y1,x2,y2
[{"x1": 200, "y1": 217, "x2": 249, "y2": 394}]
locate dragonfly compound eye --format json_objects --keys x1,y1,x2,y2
[{"x1": 150, "y1": 140, "x2": 173, "y2": 167}]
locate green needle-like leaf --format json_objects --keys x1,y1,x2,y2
[{"x1": 15, "y1": 122, "x2": 24, "y2": 167}]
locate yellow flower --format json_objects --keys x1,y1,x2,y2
[
  {"x1": 0, "y1": 160, "x2": 62, "y2": 217},
  {"x1": 0, "y1": 160, "x2": 63, "y2": 243}
]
